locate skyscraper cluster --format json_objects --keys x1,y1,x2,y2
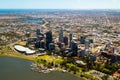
[{"x1": 30, "y1": 26, "x2": 94, "y2": 57}]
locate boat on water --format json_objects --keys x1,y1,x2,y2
[
  {"x1": 62, "y1": 70, "x2": 67, "y2": 73},
  {"x1": 30, "y1": 63, "x2": 37, "y2": 67}
]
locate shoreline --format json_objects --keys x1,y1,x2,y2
[
  {"x1": 0, "y1": 53, "x2": 36, "y2": 62},
  {"x1": 0, "y1": 54, "x2": 82, "y2": 79},
  {"x1": 0, "y1": 45, "x2": 82, "y2": 79}
]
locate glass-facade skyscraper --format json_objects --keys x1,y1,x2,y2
[
  {"x1": 46, "y1": 31, "x2": 52, "y2": 50},
  {"x1": 59, "y1": 27, "x2": 63, "y2": 43}
]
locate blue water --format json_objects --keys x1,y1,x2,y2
[
  {"x1": 0, "y1": 9, "x2": 46, "y2": 13},
  {"x1": 0, "y1": 9, "x2": 66, "y2": 13},
  {"x1": 25, "y1": 19, "x2": 44, "y2": 24},
  {"x1": 0, "y1": 56, "x2": 82, "y2": 80},
  {"x1": 0, "y1": 9, "x2": 120, "y2": 13}
]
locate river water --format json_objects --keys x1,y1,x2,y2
[{"x1": 0, "y1": 56, "x2": 82, "y2": 80}]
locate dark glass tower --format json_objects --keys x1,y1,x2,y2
[
  {"x1": 63, "y1": 36, "x2": 68, "y2": 46},
  {"x1": 49, "y1": 43, "x2": 55, "y2": 50},
  {"x1": 59, "y1": 27, "x2": 63, "y2": 43},
  {"x1": 80, "y1": 36, "x2": 86, "y2": 44},
  {"x1": 36, "y1": 29, "x2": 40, "y2": 37},
  {"x1": 40, "y1": 41, "x2": 45, "y2": 48},
  {"x1": 46, "y1": 31, "x2": 52, "y2": 50},
  {"x1": 69, "y1": 31, "x2": 73, "y2": 48},
  {"x1": 71, "y1": 41, "x2": 78, "y2": 56}
]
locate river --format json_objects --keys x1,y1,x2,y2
[{"x1": 0, "y1": 56, "x2": 82, "y2": 80}]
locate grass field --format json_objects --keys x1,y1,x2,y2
[{"x1": 36, "y1": 55, "x2": 64, "y2": 65}]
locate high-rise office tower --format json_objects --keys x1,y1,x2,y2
[
  {"x1": 35, "y1": 40, "x2": 45, "y2": 48},
  {"x1": 63, "y1": 36, "x2": 68, "y2": 46},
  {"x1": 40, "y1": 40, "x2": 45, "y2": 48},
  {"x1": 85, "y1": 40, "x2": 90, "y2": 49},
  {"x1": 69, "y1": 31, "x2": 73, "y2": 48},
  {"x1": 49, "y1": 43, "x2": 55, "y2": 50},
  {"x1": 46, "y1": 31, "x2": 52, "y2": 50},
  {"x1": 71, "y1": 40, "x2": 78, "y2": 55},
  {"x1": 80, "y1": 36, "x2": 86, "y2": 44},
  {"x1": 59, "y1": 27, "x2": 63, "y2": 43},
  {"x1": 36, "y1": 28, "x2": 44, "y2": 40},
  {"x1": 36, "y1": 29, "x2": 40, "y2": 37}
]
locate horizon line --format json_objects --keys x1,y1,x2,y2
[{"x1": 0, "y1": 8, "x2": 120, "y2": 10}]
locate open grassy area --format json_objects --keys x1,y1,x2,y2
[
  {"x1": 54, "y1": 58, "x2": 64, "y2": 64},
  {"x1": 36, "y1": 55, "x2": 64, "y2": 65},
  {"x1": 37, "y1": 55, "x2": 53, "y2": 62}
]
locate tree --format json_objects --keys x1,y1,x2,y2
[{"x1": 101, "y1": 75, "x2": 109, "y2": 80}]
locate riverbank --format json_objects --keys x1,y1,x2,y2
[
  {"x1": 0, "y1": 53, "x2": 83, "y2": 80},
  {"x1": 0, "y1": 53, "x2": 35, "y2": 61},
  {"x1": 0, "y1": 56, "x2": 82, "y2": 80}
]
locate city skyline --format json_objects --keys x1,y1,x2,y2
[{"x1": 0, "y1": 0, "x2": 120, "y2": 9}]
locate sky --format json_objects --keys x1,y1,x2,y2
[{"x1": 0, "y1": 0, "x2": 120, "y2": 9}]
